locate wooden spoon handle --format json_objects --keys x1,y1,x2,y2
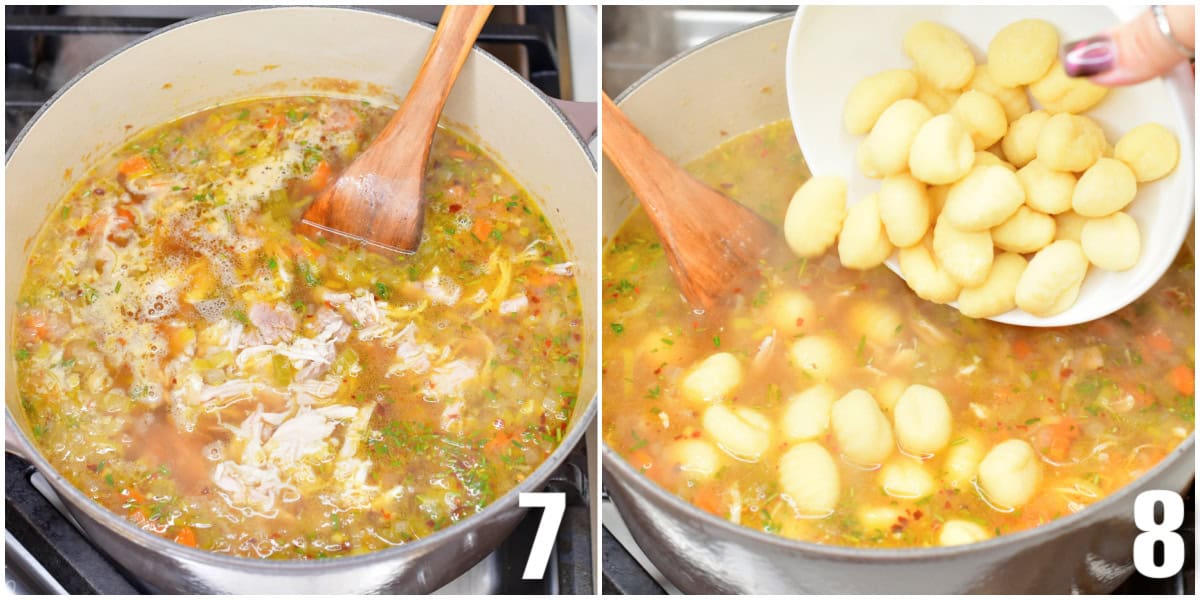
[
  {"x1": 600, "y1": 92, "x2": 686, "y2": 218},
  {"x1": 375, "y1": 5, "x2": 493, "y2": 147}
]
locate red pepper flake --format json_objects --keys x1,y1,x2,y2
[
  {"x1": 913, "y1": 510, "x2": 923, "y2": 520},
  {"x1": 529, "y1": 295, "x2": 541, "y2": 304},
  {"x1": 795, "y1": 317, "x2": 805, "y2": 328},
  {"x1": 1060, "y1": 367, "x2": 1073, "y2": 379},
  {"x1": 448, "y1": 204, "x2": 462, "y2": 213},
  {"x1": 691, "y1": 431, "x2": 701, "y2": 438}
]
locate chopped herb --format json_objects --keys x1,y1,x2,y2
[
  {"x1": 1025, "y1": 418, "x2": 1041, "y2": 425},
  {"x1": 712, "y1": 335, "x2": 721, "y2": 348},
  {"x1": 490, "y1": 229, "x2": 503, "y2": 242},
  {"x1": 231, "y1": 309, "x2": 250, "y2": 324},
  {"x1": 373, "y1": 281, "x2": 391, "y2": 300},
  {"x1": 84, "y1": 286, "x2": 99, "y2": 305},
  {"x1": 15, "y1": 348, "x2": 30, "y2": 361},
  {"x1": 237, "y1": 108, "x2": 250, "y2": 120},
  {"x1": 267, "y1": 257, "x2": 278, "y2": 271},
  {"x1": 610, "y1": 323, "x2": 624, "y2": 335}
]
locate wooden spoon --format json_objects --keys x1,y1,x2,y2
[
  {"x1": 298, "y1": 5, "x2": 493, "y2": 254},
  {"x1": 601, "y1": 92, "x2": 784, "y2": 312}
]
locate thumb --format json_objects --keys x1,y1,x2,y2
[{"x1": 1063, "y1": 6, "x2": 1194, "y2": 87}]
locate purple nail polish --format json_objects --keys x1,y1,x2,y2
[{"x1": 1063, "y1": 35, "x2": 1116, "y2": 77}]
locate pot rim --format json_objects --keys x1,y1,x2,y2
[
  {"x1": 5, "y1": 5, "x2": 597, "y2": 572},
  {"x1": 603, "y1": 10, "x2": 1197, "y2": 563}
]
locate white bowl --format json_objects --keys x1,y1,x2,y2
[{"x1": 785, "y1": 5, "x2": 1194, "y2": 327}]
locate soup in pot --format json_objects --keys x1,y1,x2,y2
[
  {"x1": 602, "y1": 120, "x2": 1193, "y2": 547},
  {"x1": 14, "y1": 95, "x2": 583, "y2": 558}
]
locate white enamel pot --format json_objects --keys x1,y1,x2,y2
[
  {"x1": 5, "y1": 7, "x2": 596, "y2": 594},
  {"x1": 601, "y1": 13, "x2": 1194, "y2": 594}
]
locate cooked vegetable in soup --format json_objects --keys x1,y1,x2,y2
[
  {"x1": 14, "y1": 95, "x2": 582, "y2": 558},
  {"x1": 602, "y1": 120, "x2": 1193, "y2": 547}
]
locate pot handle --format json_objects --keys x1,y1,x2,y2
[
  {"x1": 6, "y1": 416, "x2": 29, "y2": 459},
  {"x1": 550, "y1": 99, "x2": 597, "y2": 141}
]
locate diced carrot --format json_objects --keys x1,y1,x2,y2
[
  {"x1": 121, "y1": 487, "x2": 147, "y2": 505},
  {"x1": 449, "y1": 148, "x2": 474, "y2": 160},
  {"x1": 1143, "y1": 330, "x2": 1174, "y2": 353},
  {"x1": 262, "y1": 115, "x2": 287, "y2": 129},
  {"x1": 627, "y1": 450, "x2": 657, "y2": 480},
  {"x1": 173, "y1": 526, "x2": 198, "y2": 547},
  {"x1": 1168, "y1": 365, "x2": 1194, "y2": 396},
  {"x1": 117, "y1": 155, "x2": 151, "y2": 176},
  {"x1": 692, "y1": 486, "x2": 726, "y2": 516},
  {"x1": 21, "y1": 313, "x2": 49, "y2": 341},
  {"x1": 471, "y1": 219, "x2": 493, "y2": 240},
  {"x1": 306, "y1": 161, "x2": 333, "y2": 190},
  {"x1": 1011, "y1": 338, "x2": 1032, "y2": 360},
  {"x1": 113, "y1": 206, "x2": 136, "y2": 230},
  {"x1": 484, "y1": 431, "x2": 513, "y2": 454},
  {"x1": 1037, "y1": 417, "x2": 1080, "y2": 462}
]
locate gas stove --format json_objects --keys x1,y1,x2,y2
[{"x1": 4, "y1": 4, "x2": 596, "y2": 594}]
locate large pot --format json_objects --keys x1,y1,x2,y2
[
  {"x1": 5, "y1": 7, "x2": 597, "y2": 594},
  {"x1": 601, "y1": 13, "x2": 1195, "y2": 594}
]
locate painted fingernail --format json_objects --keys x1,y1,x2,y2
[{"x1": 1063, "y1": 35, "x2": 1116, "y2": 77}]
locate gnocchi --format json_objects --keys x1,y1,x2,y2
[
  {"x1": 782, "y1": 384, "x2": 836, "y2": 441},
  {"x1": 913, "y1": 70, "x2": 962, "y2": 114},
  {"x1": 942, "y1": 165, "x2": 1025, "y2": 231},
  {"x1": 847, "y1": 300, "x2": 903, "y2": 344},
  {"x1": 1016, "y1": 158, "x2": 1076, "y2": 214},
  {"x1": 908, "y1": 114, "x2": 976, "y2": 185},
  {"x1": 831, "y1": 389, "x2": 895, "y2": 467},
  {"x1": 933, "y1": 214, "x2": 993, "y2": 287},
  {"x1": 703, "y1": 404, "x2": 772, "y2": 461},
  {"x1": 893, "y1": 384, "x2": 953, "y2": 455},
  {"x1": 950, "y1": 90, "x2": 1008, "y2": 150},
  {"x1": 838, "y1": 193, "x2": 894, "y2": 270},
  {"x1": 863, "y1": 99, "x2": 934, "y2": 176},
  {"x1": 978, "y1": 439, "x2": 1042, "y2": 508},
  {"x1": 898, "y1": 240, "x2": 962, "y2": 303},
  {"x1": 966, "y1": 64, "x2": 1032, "y2": 122},
  {"x1": 973, "y1": 150, "x2": 1015, "y2": 172},
  {"x1": 987, "y1": 19, "x2": 1058, "y2": 86},
  {"x1": 778, "y1": 442, "x2": 841, "y2": 515},
  {"x1": 1001, "y1": 110, "x2": 1051, "y2": 168},
  {"x1": 879, "y1": 174, "x2": 932, "y2": 246},
  {"x1": 784, "y1": 176, "x2": 847, "y2": 257},
  {"x1": 875, "y1": 377, "x2": 908, "y2": 412},
  {"x1": 939, "y1": 520, "x2": 992, "y2": 546},
  {"x1": 1014, "y1": 240, "x2": 1088, "y2": 317},
  {"x1": 942, "y1": 434, "x2": 986, "y2": 490},
  {"x1": 1053, "y1": 211, "x2": 1087, "y2": 243},
  {"x1": 1029, "y1": 60, "x2": 1109, "y2": 114},
  {"x1": 1036, "y1": 112, "x2": 1106, "y2": 173},
  {"x1": 789, "y1": 335, "x2": 846, "y2": 382},
  {"x1": 1113, "y1": 123, "x2": 1180, "y2": 182},
  {"x1": 765, "y1": 290, "x2": 817, "y2": 336},
  {"x1": 1072, "y1": 157, "x2": 1137, "y2": 217},
  {"x1": 957, "y1": 252, "x2": 1028, "y2": 318},
  {"x1": 879, "y1": 457, "x2": 937, "y2": 499},
  {"x1": 669, "y1": 440, "x2": 722, "y2": 480},
  {"x1": 1080, "y1": 211, "x2": 1141, "y2": 271},
  {"x1": 844, "y1": 69, "x2": 920, "y2": 135},
  {"x1": 903, "y1": 21, "x2": 976, "y2": 90},
  {"x1": 681, "y1": 352, "x2": 743, "y2": 403},
  {"x1": 991, "y1": 206, "x2": 1055, "y2": 253}
]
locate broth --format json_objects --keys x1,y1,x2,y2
[
  {"x1": 602, "y1": 120, "x2": 1193, "y2": 547},
  {"x1": 14, "y1": 95, "x2": 583, "y2": 558}
]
